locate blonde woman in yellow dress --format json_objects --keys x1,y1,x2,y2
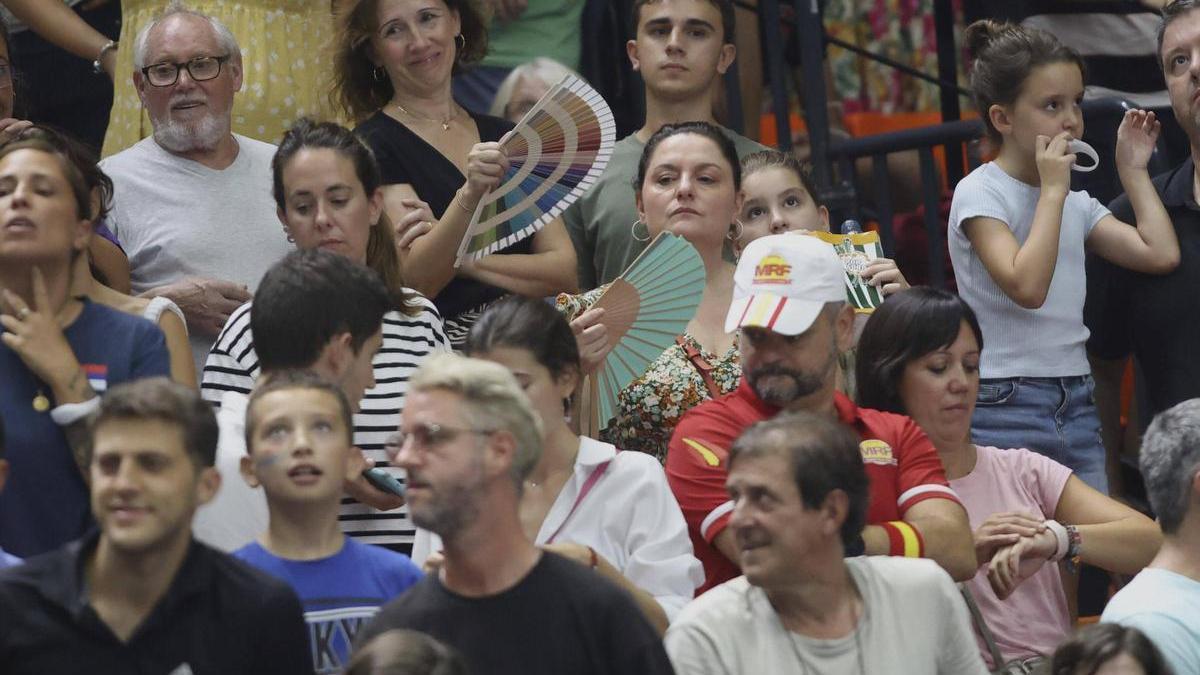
[{"x1": 5, "y1": 0, "x2": 335, "y2": 156}]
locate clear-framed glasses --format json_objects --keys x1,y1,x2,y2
[
  {"x1": 384, "y1": 423, "x2": 494, "y2": 459},
  {"x1": 140, "y1": 55, "x2": 230, "y2": 87}
]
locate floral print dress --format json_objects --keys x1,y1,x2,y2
[
  {"x1": 825, "y1": 0, "x2": 965, "y2": 114},
  {"x1": 557, "y1": 289, "x2": 741, "y2": 464},
  {"x1": 606, "y1": 333, "x2": 741, "y2": 463}
]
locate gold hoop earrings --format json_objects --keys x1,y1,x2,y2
[
  {"x1": 631, "y1": 219, "x2": 651, "y2": 242},
  {"x1": 728, "y1": 219, "x2": 744, "y2": 241},
  {"x1": 455, "y1": 34, "x2": 466, "y2": 52}
]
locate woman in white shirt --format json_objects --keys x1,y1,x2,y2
[{"x1": 410, "y1": 295, "x2": 703, "y2": 633}]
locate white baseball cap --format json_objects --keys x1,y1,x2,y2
[{"x1": 725, "y1": 233, "x2": 846, "y2": 336}]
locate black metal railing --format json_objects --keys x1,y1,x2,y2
[
  {"x1": 824, "y1": 119, "x2": 985, "y2": 287},
  {"x1": 758, "y1": 0, "x2": 972, "y2": 287}
]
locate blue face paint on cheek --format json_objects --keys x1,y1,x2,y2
[{"x1": 253, "y1": 452, "x2": 284, "y2": 470}]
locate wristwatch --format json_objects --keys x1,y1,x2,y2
[{"x1": 93, "y1": 40, "x2": 118, "y2": 75}]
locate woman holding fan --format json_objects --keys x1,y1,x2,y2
[
  {"x1": 559, "y1": 121, "x2": 744, "y2": 462},
  {"x1": 332, "y1": 0, "x2": 577, "y2": 346}
]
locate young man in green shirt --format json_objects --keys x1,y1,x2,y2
[{"x1": 564, "y1": 0, "x2": 765, "y2": 290}]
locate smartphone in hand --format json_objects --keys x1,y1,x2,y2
[{"x1": 363, "y1": 467, "x2": 406, "y2": 498}]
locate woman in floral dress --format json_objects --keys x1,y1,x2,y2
[{"x1": 560, "y1": 121, "x2": 745, "y2": 462}]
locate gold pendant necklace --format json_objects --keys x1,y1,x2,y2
[
  {"x1": 28, "y1": 300, "x2": 81, "y2": 413},
  {"x1": 395, "y1": 102, "x2": 456, "y2": 131}
]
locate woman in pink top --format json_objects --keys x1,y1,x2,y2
[{"x1": 854, "y1": 287, "x2": 1162, "y2": 669}]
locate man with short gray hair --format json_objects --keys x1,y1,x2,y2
[
  {"x1": 1102, "y1": 398, "x2": 1200, "y2": 674},
  {"x1": 667, "y1": 412, "x2": 987, "y2": 675},
  {"x1": 100, "y1": 1, "x2": 290, "y2": 369},
  {"x1": 356, "y1": 353, "x2": 674, "y2": 675}
]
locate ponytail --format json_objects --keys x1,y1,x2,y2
[{"x1": 963, "y1": 19, "x2": 1085, "y2": 144}]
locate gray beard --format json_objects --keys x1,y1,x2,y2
[{"x1": 152, "y1": 110, "x2": 229, "y2": 154}]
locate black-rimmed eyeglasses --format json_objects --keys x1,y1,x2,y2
[{"x1": 140, "y1": 55, "x2": 230, "y2": 87}]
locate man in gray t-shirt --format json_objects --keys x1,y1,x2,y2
[
  {"x1": 666, "y1": 412, "x2": 987, "y2": 675},
  {"x1": 99, "y1": 4, "x2": 290, "y2": 368}
]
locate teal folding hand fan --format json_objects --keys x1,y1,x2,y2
[{"x1": 589, "y1": 232, "x2": 706, "y2": 430}]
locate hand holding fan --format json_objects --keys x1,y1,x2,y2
[
  {"x1": 455, "y1": 74, "x2": 617, "y2": 265},
  {"x1": 586, "y1": 232, "x2": 706, "y2": 431}
]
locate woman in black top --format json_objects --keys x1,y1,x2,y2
[{"x1": 333, "y1": 0, "x2": 578, "y2": 346}]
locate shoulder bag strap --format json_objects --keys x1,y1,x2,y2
[
  {"x1": 545, "y1": 460, "x2": 613, "y2": 544},
  {"x1": 676, "y1": 335, "x2": 723, "y2": 400},
  {"x1": 959, "y1": 584, "x2": 1007, "y2": 671}
]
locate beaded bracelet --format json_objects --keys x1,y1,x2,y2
[{"x1": 1065, "y1": 525, "x2": 1082, "y2": 574}]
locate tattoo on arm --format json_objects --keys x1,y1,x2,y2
[
  {"x1": 65, "y1": 419, "x2": 91, "y2": 478},
  {"x1": 65, "y1": 367, "x2": 87, "y2": 397}
]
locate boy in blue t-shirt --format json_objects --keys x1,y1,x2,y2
[{"x1": 233, "y1": 371, "x2": 421, "y2": 675}]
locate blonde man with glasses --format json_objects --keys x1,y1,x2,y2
[{"x1": 358, "y1": 353, "x2": 675, "y2": 675}]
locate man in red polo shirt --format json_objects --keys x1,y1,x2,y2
[{"x1": 667, "y1": 234, "x2": 976, "y2": 593}]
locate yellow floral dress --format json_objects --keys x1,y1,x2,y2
[{"x1": 102, "y1": 0, "x2": 335, "y2": 157}]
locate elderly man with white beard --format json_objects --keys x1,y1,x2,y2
[{"x1": 100, "y1": 1, "x2": 291, "y2": 370}]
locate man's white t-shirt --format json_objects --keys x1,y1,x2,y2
[
  {"x1": 665, "y1": 557, "x2": 989, "y2": 675},
  {"x1": 100, "y1": 134, "x2": 293, "y2": 368}
]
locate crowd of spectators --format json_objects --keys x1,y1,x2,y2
[{"x1": 4, "y1": 1, "x2": 1200, "y2": 674}]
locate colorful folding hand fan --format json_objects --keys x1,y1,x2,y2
[
  {"x1": 587, "y1": 232, "x2": 706, "y2": 431},
  {"x1": 455, "y1": 74, "x2": 617, "y2": 265},
  {"x1": 807, "y1": 230, "x2": 887, "y2": 313}
]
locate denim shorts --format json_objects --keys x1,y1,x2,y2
[{"x1": 971, "y1": 375, "x2": 1107, "y2": 494}]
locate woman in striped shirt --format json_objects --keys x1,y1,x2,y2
[{"x1": 201, "y1": 118, "x2": 448, "y2": 553}]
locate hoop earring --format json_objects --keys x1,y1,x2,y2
[
  {"x1": 455, "y1": 33, "x2": 466, "y2": 52},
  {"x1": 631, "y1": 219, "x2": 650, "y2": 243},
  {"x1": 728, "y1": 219, "x2": 744, "y2": 241},
  {"x1": 283, "y1": 228, "x2": 295, "y2": 244},
  {"x1": 372, "y1": 66, "x2": 385, "y2": 82}
]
